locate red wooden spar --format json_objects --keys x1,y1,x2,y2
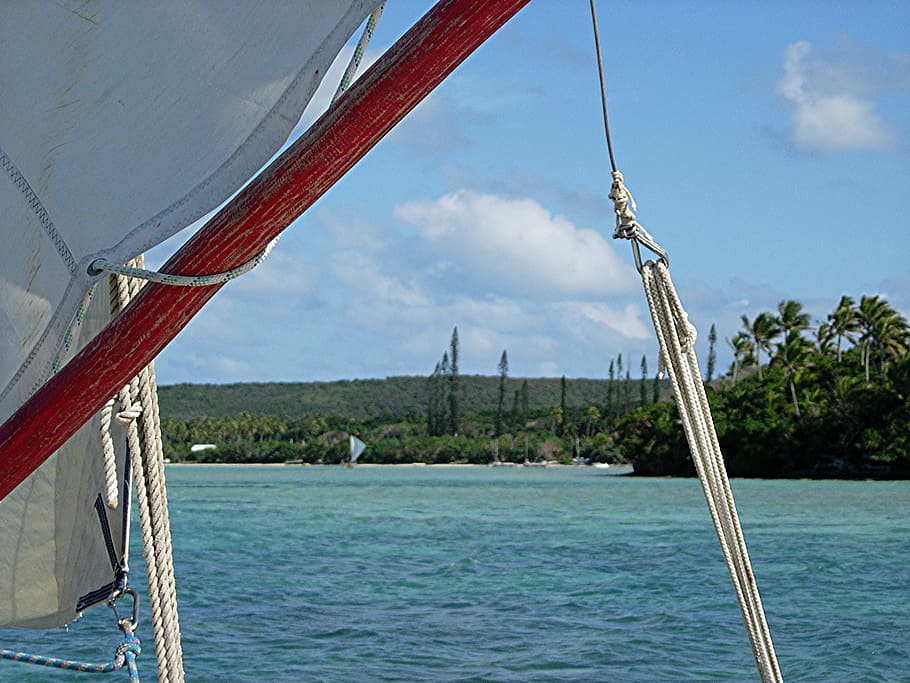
[{"x1": 0, "y1": 0, "x2": 531, "y2": 500}]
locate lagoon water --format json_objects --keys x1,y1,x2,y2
[{"x1": 2, "y1": 465, "x2": 908, "y2": 682}]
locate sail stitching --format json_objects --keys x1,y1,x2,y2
[{"x1": 0, "y1": 146, "x2": 76, "y2": 273}]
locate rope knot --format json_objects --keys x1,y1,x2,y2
[
  {"x1": 678, "y1": 318, "x2": 697, "y2": 351},
  {"x1": 116, "y1": 405, "x2": 143, "y2": 423},
  {"x1": 609, "y1": 170, "x2": 639, "y2": 239},
  {"x1": 115, "y1": 631, "x2": 141, "y2": 663}
]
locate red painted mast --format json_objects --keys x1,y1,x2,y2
[{"x1": 0, "y1": 0, "x2": 531, "y2": 500}]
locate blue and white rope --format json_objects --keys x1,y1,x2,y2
[{"x1": 1, "y1": 630, "x2": 141, "y2": 680}]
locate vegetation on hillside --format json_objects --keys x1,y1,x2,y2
[{"x1": 159, "y1": 297, "x2": 910, "y2": 478}]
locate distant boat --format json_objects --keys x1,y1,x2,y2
[{"x1": 348, "y1": 435, "x2": 366, "y2": 467}]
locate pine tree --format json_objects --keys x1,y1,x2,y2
[
  {"x1": 707, "y1": 323, "x2": 717, "y2": 382},
  {"x1": 520, "y1": 380, "x2": 529, "y2": 425},
  {"x1": 495, "y1": 350, "x2": 508, "y2": 436},
  {"x1": 639, "y1": 355, "x2": 648, "y2": 406},
  {"x1": 558, "y1": 375, "x2": 567, "y2": 436},
  {"x1": 448, "y1": 327, "x2": 459, "y2": 435},
  {"x1": 606, "y1": 359, "x2": 615, "y2": 420},
  {"x1": 624, "y1": 366, "x2": 632, "y2": 411}
]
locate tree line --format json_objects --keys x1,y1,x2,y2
[
  {"x1": 625, "y1": 295, "x2": 910, "y2": 478},
  {"x1": 159, "y1": 295, "x2": 910, "y2": 478}
]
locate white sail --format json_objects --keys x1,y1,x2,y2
[
  {"x1": 0, "y1": 0, "x2": 380, "y2": 629},
  {"x1": 350, "y1": 435, "x2": 367, "y2": 464}
]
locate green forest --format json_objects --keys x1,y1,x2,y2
[{"x1": 159, "y1": 294, "x2": 910, "y2": 479}]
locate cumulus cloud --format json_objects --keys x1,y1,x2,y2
[
  {"x1": 776, "y1": 40, "x2": 901, "y2": 153},
  {"x1": 394, "y1": 190, "x2": 636, "y2": 299},
  {"x1": 566, "y1": 302, "x2": 651, "y2": 341}
]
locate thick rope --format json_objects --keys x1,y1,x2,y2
[
  {"x1": 0, "y1": 629, "x2": 141, "y2": 679},
  {"x1": 100, "y1": 398, "x2": 121, "y2": 508},
  {"x1": 109, "y1": 261, "x2": 185, "y2": 683},
  {"x1": 638, "y1": 256, "x2": 783, "y2": 683}
]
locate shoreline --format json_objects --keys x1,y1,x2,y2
[{"x1": 165, "y1": 461, "x2": 632, "y2": 470}]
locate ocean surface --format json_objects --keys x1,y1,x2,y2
[{"x1": 1, "y1": 465, "x2": 908, "y2": 682}]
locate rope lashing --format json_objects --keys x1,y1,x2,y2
[
  {"x1": 608, "y1": 171, "x2": 668, "y2": 273},
  {"x1": 0, "y1": 629, "x2": 141, "y2": 679},
  {"x1": 88, "y1": 237, "x2": 278, "y2": 286}
]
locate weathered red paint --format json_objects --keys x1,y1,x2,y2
[{"x1": 0, "y1": 0, "x2": 532, "y2": 500}]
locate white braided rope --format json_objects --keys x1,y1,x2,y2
[
  {"x1": 99, "y1": 398, "x2": 120, "y2": 509},
  {"x1": 640, "y1": 259, "x2": 782, "y2": 683},
  {"x1": 91, "y1": 237, "x2": 278, "y2": 287},
  {"x1": 109, "y1": 259, "x2": 186, "y2": 683}
]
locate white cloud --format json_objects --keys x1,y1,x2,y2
[
  {"x1": 394, "y1": 190, "x2": 636, "y2": 299},
  {"x1": 777, "y1": 40, "x2": 897, "y2": 153},
  {"x1": 567, "y1": 302, "x2": 651, "y2": 341}
]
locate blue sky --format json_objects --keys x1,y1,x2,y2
[{"x1": 148, "y1": 1, "x2": 909, "y2": 385}]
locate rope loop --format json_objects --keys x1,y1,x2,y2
[{"x1": 88, "y1": 237, "x2": 278, "y2": 287}]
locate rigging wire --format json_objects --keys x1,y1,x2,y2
[{"x1": 589, "y1": 0, "x2": 617, "y2": 173}]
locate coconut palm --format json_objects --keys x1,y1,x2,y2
[
  {"x1": 740, "y1": 312, "x2": 779, "y2": 380},
  {"x1": 770, "y1": 331, "x2": 815, "y2": 418},
  {"x1": 727, "y1": 332, "x2": 754, "y2": 385},
  {"x1": 814, "y1": 321, "x2": 835, "y2": 355},
  {"x1": 858, "y1": 295, "x2": 909, "y2": 384},
  {"x1": 777, "y1": 299, "x2": 811, "y2": 336},
  {"x1": 827, "y1": 295, "x2": 860, "y2": 363}
]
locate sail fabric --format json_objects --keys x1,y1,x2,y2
[
  {"x1": 0, "y1": 0, "x2": 380, "y2": 628},
  {"x1": 350, "y1": 436, "x2": 367, "y2": 463},
  {"x1": 0, "y1": 0, "x2": 379, "y2": 423},
  {"x1": 0, "y1": 286, "x2": 131, "y2": 629}
]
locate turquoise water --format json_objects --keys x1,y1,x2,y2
[{"x1": 2, "y1": 466, "x2": 908, "y2": 681}]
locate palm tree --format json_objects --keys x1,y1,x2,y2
[
  {"x1": 776, "y1": 299, "x2": 811, "y2": 337},
  {"x1": 771, "y1": 331, "x2": 814, "y2": 418},
  {"x1": 814, "y1": 321, "x2": 835, "y2": 356},
  {"x1": 857, "y1": 296, "x2": 909, "y2": 384},
  {"x1": 586, "y1": 405, "x2": 601, "y2": 436},
  {"x1": 727, "y1": 332, "x2": 754, "y2": 385},
  {"x1": 741, "y1": 312, "x2": 779, "y2": 380},
  {"x1": 827, "y1": 295, "x2": 860, "y2": 363}
]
